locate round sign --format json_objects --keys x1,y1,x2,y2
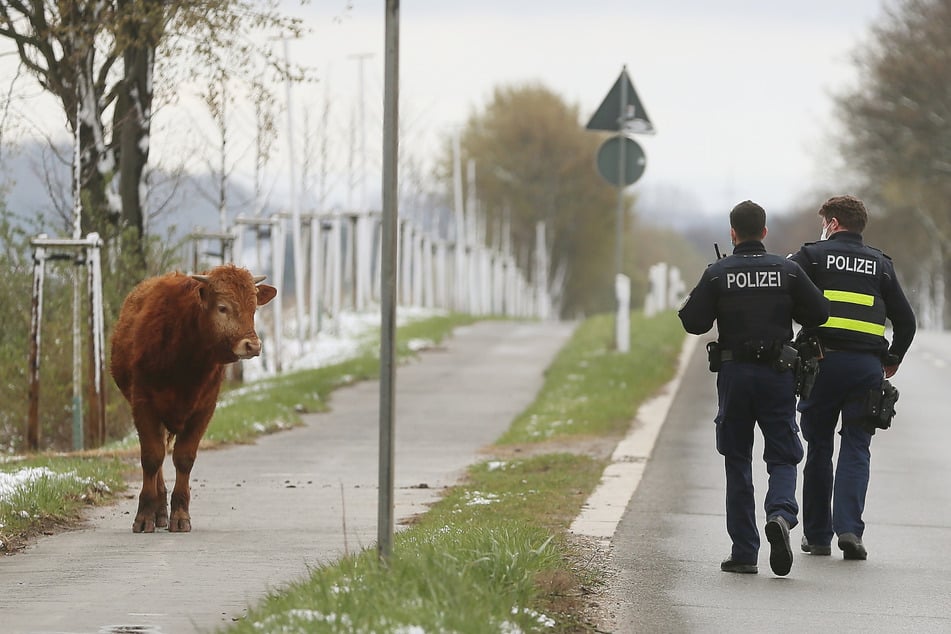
[{"x1": 596, "y1": 135, "x2": 646, "y2": 187}]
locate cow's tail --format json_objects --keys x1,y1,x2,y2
[{"x1": 165, "y1": 430, "x2": 176, "y2": 454}]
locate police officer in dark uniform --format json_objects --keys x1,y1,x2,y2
[
  {"x1": 679, "y1": 201, "x2": 829, "y2": 576},
  {"x1": 789, "y1": 195, "x2": 916, "y2": 561}
]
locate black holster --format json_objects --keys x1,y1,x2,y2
[
  {"x1": 706, "y1": 341, "x2": 722, "y2": 372},
  {"x1": 846, "y1": 380, "x2": 899, "y2": 434},
  {"x1": 793, "y1": 336, "x2": 824, "y2": 399}
]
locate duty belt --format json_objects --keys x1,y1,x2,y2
[{"x1": 719, "y1": 349, "x2": 777, "y2": 363}]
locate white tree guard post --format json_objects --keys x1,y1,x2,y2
[
  {"x1": 503, "y1": 257, "x2": 516, "y2": 316},
  {"x1": 667, "y1": 265, "x2": 686, "y2": 310},
  {"x1": 341, "y1": 213, "x2": 355, "y2": 311},
  {"x1": 370, "y1": 212, "x2": 383, "y2": 304},
  {"x1": 492, "y1": 254, "x2": 504, "y2": 315},
  {"x1": 27, "y1": 233, "x2": 106, "y2": 451},
  {"x1": 465, "y1": 244, "x2": 479, "y2": 315},
  {"x1": 397, "y1": 218, "x2": 410, "y2": 306},
  {"x1": 308, "y1": 216, "x2": 321, "y2": 337},
  {"x1": 328, "y1": 212, "x2": 343, "y2": 332},
  {"x1": 451, "y1": 137, "x2": 468, "y2": 313},
  {"x1": 433, "y1": 239, "x2": 448, "y2": 309},
  {"x1": 355, "y1": 212, "x2": 374, "y2": 311},
  {"x1": 422, "y1": 235, "x2": 435, "y2": 308},
  {"x1": 233, "y1": 215, "x2": 286, "y2": 373},
  {"x1": 411, "y1": 229, "x2": 424, "y2": 307},
  {"x1": 271, "y1": 217, "x2": 287, "y2": 372},
  {"x1": 352, "y1": 214, "x2": 363, "y2": 311},
  {"x1": 454, "y1": 242, "x2": 468, "y2": 313},
  {"x1": 644, "y1": 262, "x2": 669, "y2": 317},
  {"x1": 479, "y1": 248, "x2": 492, "y2": 315},
  {"x1": 615, "y1": 273, "x2": 631, "y2": 353},
  {"x1": 535, "y1": 222, "x2": 550, "y2": 320}
]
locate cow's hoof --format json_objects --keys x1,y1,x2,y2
[
  {"x1": 132, "y1": 516, "x2": 156, "y2": 533},
  {"x1": 155, "y1": 511, "x2": 169, "y2": 529},
  {"x1": 168, "y1": 515, "x2": 192, "y2": 532}
]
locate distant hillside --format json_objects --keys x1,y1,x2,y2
[{"x1": 0, "y1": 140, "x2": 276, "y2": 243}]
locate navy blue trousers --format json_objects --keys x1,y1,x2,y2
[
  {"x1": 715, "y1": 361, "x2": 803, "y2": 563},
  {"x1": 798, "y1": 351, "x2": 881, "y2": 545}
]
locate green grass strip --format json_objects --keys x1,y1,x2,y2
[{"x1": 500, "y1": 310, "x2": 685, "y2": 443}]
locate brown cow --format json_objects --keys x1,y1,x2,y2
[{"x1": 110, "y1": 264, "x2": 277, "y2": 533}]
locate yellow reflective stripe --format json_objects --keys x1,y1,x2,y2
[
  {"x1": 824, "y1": 289, "x2": 875, "y2": 306},
  {"x1": 820, "y1": 316, "x2": 886, "y2": 336}
]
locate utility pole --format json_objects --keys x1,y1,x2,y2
[
  {"x1": 71, "y1": 98, "x2": 83, "y2": 450},
  {"x1": 279, "y1": 36, "x2": 307, "y2": 346},
  {"x1": 349, "y1": 52, "x2": 374, "y2": 211},
  {"x1": 349, "y1": 52, "x2": 374, "y2": 312}
]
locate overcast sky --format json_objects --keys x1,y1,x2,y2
[
  {"x1": 280, "y1": 0, "x2": 889, "y2": 217},
  {"x1": 0, "y1": 1, "x2": 890, "y2": 221}
]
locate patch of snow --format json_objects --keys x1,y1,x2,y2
[
  {"x1": 242, "y1": 307, "x2": 446, "y2": 382},
  {"x1": 0, "y1": 467, "x2": 97, "y2": 503}
]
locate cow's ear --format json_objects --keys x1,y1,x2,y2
[{"x1": 256, "y1": 284, "x2": 277, "y2": 306}]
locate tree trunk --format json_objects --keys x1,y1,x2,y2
[
  {"x1": 114, "y1": 0, "x2": 163, "y2": 279},
  {"x1": 112, "y1": 56, "x2": 149, "y2": 275}
]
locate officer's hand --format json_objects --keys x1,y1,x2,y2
[{"x1": 884, "y1": 364, "x2": 899, "y2": 378}]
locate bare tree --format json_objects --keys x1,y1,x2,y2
[
  {"x1": 0, "y1": 1, "x2": 309, "y2": 281},
  {"x1": 833, "y1": 0, "x2": 951, "y2": 324}
]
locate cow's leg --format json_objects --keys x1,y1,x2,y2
[
  {"x1": 133, "y1": 415, "x2": 166, "y2": 533},
  {"x1": 168, "y1": 416, "x2": 210, "y2": 533}
]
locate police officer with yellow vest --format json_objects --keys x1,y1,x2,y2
[
  {"x1": 679, "y1": 201, "x2": 829, "y2": 576},
  {"x1": 789, "y1": 195, "x2": 916, "y2": 561}
]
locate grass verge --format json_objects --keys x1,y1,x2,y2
[
  {"x1": 219, "y1": 310, "x2": 685, "y2": 633},
  {"x1": 501, "y1": 311, "x2": 686, "y2": 444},
  {"x1": 0, "y1": 455, "x2": 127, "y2": 552}
]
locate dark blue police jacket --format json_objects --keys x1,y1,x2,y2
[
  {"x1": 789, "y1": 231, "x2": 916, "y2": 362},
  {"x1": 679, "y1": 240, "x2": 829, "y2": 350}
]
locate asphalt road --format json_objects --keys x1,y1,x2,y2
[
  {"x1": 603, "y1": 330, "x2": 951, "y2": 633},
  {"x1": 0, "y1": 320, "x2": 576, "y2": 634}
]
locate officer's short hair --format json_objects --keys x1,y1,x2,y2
[
  {"x1": 819, "y1": 195, "x2": 868, "y2": 233},
  {"x1": 730, "y1": 200, "x2": 766, "y2": 241}
]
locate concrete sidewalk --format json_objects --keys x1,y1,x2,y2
[{"x1": 0, "y1": 320, "x2": 575, "y2": 634}]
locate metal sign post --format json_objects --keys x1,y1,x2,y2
[
  {"x1": 586, "y1": 65, "x2": 654, "y2": 351},
  {"x1": 378, "y1": 0, "x2": 400, "y2": 562}
]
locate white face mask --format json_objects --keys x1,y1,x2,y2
[{"x1": 819, "y1": 224, "x2": 828, "y2": 241}]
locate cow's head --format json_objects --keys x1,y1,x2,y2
[{"x1": 191, "y1": 265, "x2": 277, "y2": 361}]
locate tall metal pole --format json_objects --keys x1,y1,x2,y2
[
  {"x1": 615, "y1": 71, "x2": 627, "y2": 283},
  {"x1": 614, "y1": 67, "x2": 629, "y2": 351},
  {"x1": 281, "y1": 37, "x2": 307, "y2": 346},
  {"x1": 349, "y1": 52, "x2": 373, "y2": 210},
  {"x1": 71, "y1": 99, "x2": 84, "y2": 450},
  {"x1": 378, "y1": 0, "x2": 400, "y2": 562}
]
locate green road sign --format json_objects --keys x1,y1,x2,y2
[
  {"x1": 586, "y1": 68, "x2": 655, "y2": 134},
  {"x1": 596, "y1": 135, "x2": 646, "y2": 187}
]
